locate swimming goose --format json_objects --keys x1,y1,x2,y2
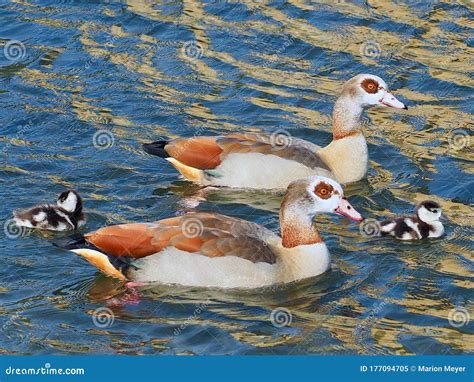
[
  {"x1": 380, "y1": 200, "x2": 444, "y2": 240},
  {"x1": 13, "y1": 189, "x2": 86, "y2": 231},
  {"x1": 54, "y1": 176, "x2": 362, "y2": 289},
  {"x1": 143, "y1": 74, "x2": 407, "y2": 189}
]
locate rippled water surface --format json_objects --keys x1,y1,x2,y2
[{"x1": 0, "y1": 0, "x2": 473, "y2": 355}]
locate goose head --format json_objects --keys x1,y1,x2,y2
[
  {"x1": 279, "y1": 176, "x2": 362, "y2": 248},
  {"x1": 343, "y1": 74, "x2": 407, "y2": 110},
  {"x1": 281, "y1": 176, "x2": 363, "y2": 223},
  {"x1": 57, "y1": 189, "x2": 82, "y2": 214}
]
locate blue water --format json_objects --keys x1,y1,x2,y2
[{"x1": 0, "y1": 0, "x2": 472, "y2": 355}]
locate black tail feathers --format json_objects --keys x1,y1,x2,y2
[
  {"x1": 142, "y1": 139, "x2": 170, "y2": 158},
  {"x1": 53, "y1": 233, "x2": 91, "y2": 250},
  {"x1": 53, "y1": 233, "x2": 138, "y2": 273}
]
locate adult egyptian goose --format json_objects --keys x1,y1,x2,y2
[
  {"x1": 143, "y1": 74, "x2": 407, "y2": 189},
  {"x1": 54, "y1": 176, "x2": 362, "y2": 289},
  {"x1": 13, "y1": 189, "x2": 86, "y2": 231}
]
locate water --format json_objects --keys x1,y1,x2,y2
[{"x1": 0, "y1": 0, "x2": 472, "y2": 355}]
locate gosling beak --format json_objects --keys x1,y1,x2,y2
[
  {"x1": 379, "y1": 91, "x2": 408, "y2": 110},
  {"x1": 334, "y1": 197, "x2": 363, "y2": 222}
]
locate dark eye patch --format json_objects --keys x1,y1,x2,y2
[
  {"x1": 422, "y1": 200, "x2": 440, "y2": 211},
  {"x1": 314, "y1": 182, "x2": 334, "y2": 199},
  {"x1": 361, "y1": 78, "x2": 379, "y2": 94},
  {"x1": 57, "y1": 190, "x2": 73, "y2": 203}
]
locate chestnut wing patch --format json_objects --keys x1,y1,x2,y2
[
  {"x1": 165, "y1": 137, "x2": 223, "y2": 170},
  {"x1": 85, "y1": 223, "x2": 166, "y2": 258},
  {"x1": 85, "y1": 213, "x2": 278, "y2": 264},
  {"x1": 162, "y1": 133, "x2": 329, "y2": 171}
]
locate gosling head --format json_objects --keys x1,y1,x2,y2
[
  {"x1": 417, "y1": 200, "x2": 442, "y2": 223},
  {"x1": 57, "y1": 189, "x2": 82, "y2": 214}
]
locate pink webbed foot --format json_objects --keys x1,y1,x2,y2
[{"x1": 107, "y1": 283, "x2": 144, "y2": 307}]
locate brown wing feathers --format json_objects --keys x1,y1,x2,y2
[
  {"x1": 145, "y1": 133, "x2": 329, "y2": 172},
  {"x1": 84, "y1": 214, "x2": 277, "y2": 264},
  {"x1": 164, "y1": 137, "x2": 223, "y2": 169},
  {"x1": 84, "y1": 223, "x2": 165, "y2": 258}
]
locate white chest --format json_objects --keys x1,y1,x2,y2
[
  {"x1": 428, "y1": 221, "x2": 444, "y2": 238},
  {"x1": 276, "y1": 242, "x2": 331, "y2": 282},
  {"x1": 318, "y1": 135, "x2": 368, "y2": 184}
]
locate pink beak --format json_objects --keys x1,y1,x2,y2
[
  {"x1": 334, "y1": 197, "x2": 363, "y2": 222},
  {"x1": 379, "y1": 91, "x2": 407, "y2": 110}
]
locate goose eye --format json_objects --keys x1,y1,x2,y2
[
  {"x1": 314, "y1": 182, "x2": 333, "y2": 199},
  {"x1": 361, "y1": 79, "x2": 379, "y2": 94}
]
